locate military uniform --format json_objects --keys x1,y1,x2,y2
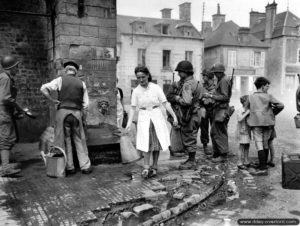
[
  {"x1": 199, "y1": 79, "x2": 216, "y2": 148},
  {"x1": 167, "y1": 76, "x2": 202, "y2": 152},
  {"x1": 210, "y1": 74, "x2": 231, "y2": 159}
]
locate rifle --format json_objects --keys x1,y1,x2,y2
[{"x1": 229, "y1": 68, "x2": 235, "y2": 99}]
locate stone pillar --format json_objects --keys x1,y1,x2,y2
[{"x1": 49, "y1": 0, "x2": 119, "y2": 157}]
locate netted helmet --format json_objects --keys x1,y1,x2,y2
[
  {"x1": 175, "y1": 60, "x2": 194, "y2": 73},
  {"x1": 1, "y1": 55, "x2": 19, "y2": 70}
]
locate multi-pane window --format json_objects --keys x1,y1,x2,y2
[
  {"x1": 162, "y1": 50, "x2": 171, "y2": 69},
  {"x1": 250, "y1": 51, "x2": 265, "y2": 67},
  {"x1": 185, "y1": 51, "x2": 193, "y2": 63},
  {"x1": 228, "y1": 50, "x2": 236, "y2": 67},
  {"x1": 138, "y1": 48, "x2": 146, "y2": 66}
]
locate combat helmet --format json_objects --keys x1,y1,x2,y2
[
  {"x1": 175, "y1": 60, "x2": 194, "y2": 73},
  {"x1": 1, "y1": 55, "x2": 19, "y2": 70},
  {"x1": 211, "y1": 63, "x2": 225, "y2": 73}
]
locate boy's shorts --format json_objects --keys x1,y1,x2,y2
[{"x1": 252, "y1": 126, "x2": 273, "y2": 150}]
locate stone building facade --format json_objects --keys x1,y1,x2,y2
[
  {"x1": 250, "y1": 1, "x2": 300, "y2": 96},
  {"x1": 0, "y1": 0, "x2": 117, "y2": 144},
  {"x1": 202, "y1": 6, "x2": 268, "y2": 97},
  {"x1": 117, "y1": 2, "x2": 204, "y2": 105}
]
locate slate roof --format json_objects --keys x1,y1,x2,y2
[
  {"x1": 117, "y1": 15, "x2": 202, "y2": 42},
  {"x1": 204, "y1": 21, "x2": 268, "y2": 49},
  {"x1": 251, "y1": 10, "x2": 300, "y2": 40}
]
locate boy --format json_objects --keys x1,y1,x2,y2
[{"x1": 246, "y1": 77, "x2": 284, "y2": 176}]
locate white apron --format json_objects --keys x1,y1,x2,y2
[{"x1": 136, "y1": 107, "x2": 170, "y2": 152}]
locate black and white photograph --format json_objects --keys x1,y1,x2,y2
[{"x1": 0, "y1": 0, "x2": 300, "y2": 225}]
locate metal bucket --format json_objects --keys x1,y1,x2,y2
[
  {"x1": 294, "y1": 114, "x2": 300, "y2": 128},
  {"x1": 45, "y1": 146, "x2": 67, "y2": 178}
]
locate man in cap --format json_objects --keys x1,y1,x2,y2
[
  {"x1": 0, "y1": 55, "x2": 23, "y2": 176},
  {"x1": 203, "y1": 63, "x2": 231, "y2": 163},
  {"x1": 167, "y1": 60, "x2": 203, "y2": 169},
  {"x1": 199, "y1": 69, "x2": 216, "y2": 156},
  {"x1": 40, "y1": 61, "x2": 92, "y2": 175}
]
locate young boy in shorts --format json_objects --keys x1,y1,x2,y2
[{"x1": 246, "y1": 77, "x2": 284, "y2": 176}]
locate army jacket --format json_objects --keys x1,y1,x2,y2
[{"x1": 213, "y1": 75, "x2": 231, "y2": 108}]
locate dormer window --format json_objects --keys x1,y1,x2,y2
[
  {"x1": 183, "y1": 27, "x2": 192, "y2": 37},
  {"x1": 130, "y1": 20, "x2": 146, "y2": 33},
  {"x1": 162, "y1": 24, "x2": 169, "y2": 35},
  {"x1": 176, "y1": 22, "x2": 193, "y2": 37}
]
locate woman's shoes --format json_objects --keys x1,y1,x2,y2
[
  {"x1": 148, "y1": 168, "x2": 157, "y2": 178},
  {"x1": 141, "y1": 168, "x2": 150, "y2": 178},
  {"x1": 141, "y1": 167, "x2": 157, "y2": 179}
]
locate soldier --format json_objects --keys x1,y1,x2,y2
[
  {"x1": 199, "y1": 69, "x2": 216, "y2": 156},
  {"x1": 167, "y1": 61, "x2": 203, "y2": 169},
  {"x1": 203, "y1": 63, "x2": 232, "y2": 163},
  {"x1": 0, "y1": 56, "x2": 23, "y2": 176}
]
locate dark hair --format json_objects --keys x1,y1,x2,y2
[
  {"x1": 134, "y1": 66, "x2": 152, "y2": 82},
  {"x1": 254, "y1": 77, "x2": 270, "y2": 89},
  {"x1": 240, "y1": 95, "x2": 249, "y2": 104}
]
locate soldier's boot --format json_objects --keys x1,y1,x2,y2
[
  {"x1": 179, "y1": 152, "x2": 196, "y2": 170},
  {"x1": 203, "y1": 143, "x2": 212, "y2": 156}
]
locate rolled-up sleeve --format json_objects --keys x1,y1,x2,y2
[
  {"x1": 40, "y1": 77, "x2": 61, "y2": 93},
  {"x1": 82, "y1": 82, "x2": 89, "y2": 109}
]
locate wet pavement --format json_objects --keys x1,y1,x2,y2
[{"x1": 1, "y1": 104, "x2": 300, "y2": 226}]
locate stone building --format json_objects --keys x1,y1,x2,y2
[
  {"x1": 0, "y1": 0, "x2": 117, "y2": 148},
  {"x1": 117, "y1": 2, "x2": 204, "y2": 104},
  {"x1": 250, "y1": 1, "x2": 300, "y2": 95},
  {"x1": 202, "y1": 6, "x2": 268, "y2": 96}
]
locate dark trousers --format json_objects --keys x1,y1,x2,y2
[
  {"x1": 210, "y1": 120, "x2": 229, "y2": 157},
  {"x1": 181, "y1": 114, "x2": 201, "y2": 153},
  {"x1": 200, "y1": 110, "x2": 213, "y2": 145}
]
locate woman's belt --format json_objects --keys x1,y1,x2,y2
[{"x1": 140, "y1": 106, "x2": 159, "y2": 110}]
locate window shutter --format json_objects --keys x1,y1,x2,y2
[
  {"x1": 261, "y1": 52, "x2": 265, "y2": 67},
  {"x1": 250, "y1": 51, "x2": 254, "y2": 66}
]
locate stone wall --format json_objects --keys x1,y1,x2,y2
[
  {"x1": 0, "y1": 0, "x2": 50, "y2": 142},
  {"x1": 50, "y1": 0, "x2": 117, "y2": 128}
]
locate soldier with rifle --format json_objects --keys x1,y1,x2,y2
[
  {"x1": 167, "y1": 60, "x2": 203, "y2": 169},
  {"x1": 203, "y1": 63, "x2": 233, "y2": 163}
]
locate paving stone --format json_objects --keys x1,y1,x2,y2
[
  {"x1": 133, "y1": 204, "x2": 154, "y2": 214},
  {"x1": 173, "y1": 192, "x2": 185, "y2": 200},
  {"x1": 155, "y1": 191, "x2": 168, "y2": 197},
  {"x1": 151, "y1": 181, "x2": 166, "y2": 191},
  {"x1": 120, "y1": 211, "x2": 134, "y2": 219},
  {"x1": 143, "y1": 190, "x2": 159, "y2": 200}
]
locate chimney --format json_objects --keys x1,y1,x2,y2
[
  {"x1": 265, "y1": 1, "x2": 277, "y2": 39},
  {"x1": 161, "y1": 8, "x2": 172, "y2": 19},
  {"x1": 238, "y1": 27, "x2": 250, "y2": 43},
  {"x1": 212, "y1": 3, "x2": 225, "y2": 31},
  {"x1": 201, "y1": 21, "x2": 212, "y2": 34},
  {"x1": 179, "y1": 2, "x2": 191, "y2": 22},
  {"x1": 249, "y1": 10, "x2": 266, "y2": 29}
]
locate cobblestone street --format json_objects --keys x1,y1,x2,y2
[{"x1": 1, "y1": 105, "x2": 300, "y2": 226}]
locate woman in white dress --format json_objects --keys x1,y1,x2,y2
[{"x1": 125, "y1": 66, "x2": 178, "y2": 178}]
